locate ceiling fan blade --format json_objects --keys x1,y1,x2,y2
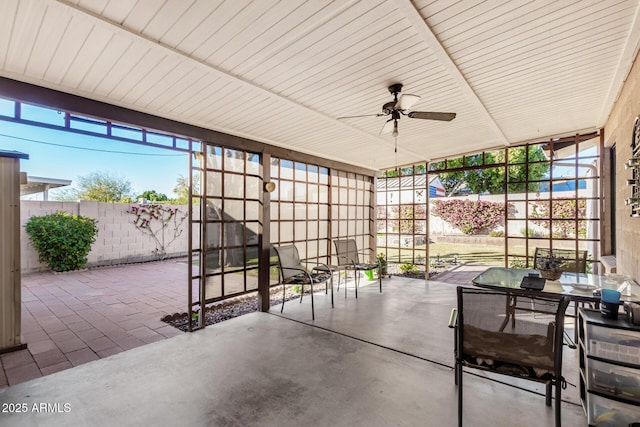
[
  {"x1": 408, "y1": 111, "x2": 456, "y2": 121},
  {"x1": 395, "y1": 94, "x2": 420, "y2": 110},
  {"x1": 380, "y1": 118, "x2": 395, "y2": 135},
  {"x1": 337, "y1": 113, "x2": 385, "y2": 120}
]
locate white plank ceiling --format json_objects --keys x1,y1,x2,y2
[{"x1": 1, "y1": 0, "x2": 639, "y2": 171}]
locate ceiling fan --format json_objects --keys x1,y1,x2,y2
[{"x1": 337, "y1": 83, "x2": 456, "y2": 136}]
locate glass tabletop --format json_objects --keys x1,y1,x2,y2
[{"x1": 471, "y1": 267, "x2": 640, "y2": 302}]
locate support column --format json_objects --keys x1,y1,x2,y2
[
  {"x1": 258, "y1": 153, "x2": 272, "y2": 312},
  {"x1": 0, "y1": 150, "x2": 28, "y2": 354}
]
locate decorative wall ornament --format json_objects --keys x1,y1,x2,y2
[{"x1": 626, "y1": 116, "x2": 640, "y2": 217}]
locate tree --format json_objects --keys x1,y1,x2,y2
[
  {"x1": 56, "y1": 171, "x2": 133, "y2": 202},
  {"x1": 172, "y1": 174, "x2": 200, "y2": 204},
  {"x1": 137, "y1": 190, "x2": 168, "y2": 202},
  {"x1": 437, "y1": 147, "x2": 550, "y2": 195}
]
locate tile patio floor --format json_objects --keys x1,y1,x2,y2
[
  {"x1": 0, "y1": 260, "x2": 191, "y2": 388},
  {"x1": 0, "y1": 260, "x2": 480, "y2": 389}
]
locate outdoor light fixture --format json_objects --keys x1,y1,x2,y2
[{"x1": 264, "y1": 181, "x2": 276, "y2": 193}]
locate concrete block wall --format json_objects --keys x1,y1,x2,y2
[
  {"x1": 604, "y1": 50, "x2": 640, "y2": 280},
  {"x1": 21, "y1": 201, "x2": 189, "y2": 273}
]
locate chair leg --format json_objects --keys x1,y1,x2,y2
[
  {"x1": 330, "y1": 276, "x2": 334, "y2": 308},
  {"x1": 453, "y1": 326, "x2": 459, "y2": 386},
  {"x1": 355, "y1": 270, "x2": 359, "y2": 299},
  {"x1": 378, "y1": 265, "x2": 382, "y2": 292},
  {"x1": 545, "y1": 382, "x2": 552, "y2": 406},
  {"x1": 344, "y1": 270, "x2": 348, "y2": 299},
  {"x1": 458, "y1": 361, "x2": 463, "y2": 427},
  {"x1": 281, "y1": 284, "x2": 285, "y2": 313},
  {"x1": 310, "y1": 283, "x2": 315, "y2": 320},
  {"x1": 554, "y1": 379, "x2": 561, "y2": 427}
]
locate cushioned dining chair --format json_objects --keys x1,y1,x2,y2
[
  {"x1": 454, "y1": 286, "x2": 570, "y2": 427},
  {"x1": 333, "y1": 239, "x2": 382, "y2": 298},
  {"x1": 273, "y1": 245, "x2": 333, "y2": 320}
]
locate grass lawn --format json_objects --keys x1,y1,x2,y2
[
  {"x1": 428, "y1": 242, "x2": 505, "y2": 266},
  {"x1": 384, "y1": 241, "x2": 532, "y2": 267}
]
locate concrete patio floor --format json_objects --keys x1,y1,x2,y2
[
  {"x1": 0, "y1": 272, "x2": 586, "y2": 426},
  {"x1": 0, "y1": 260, "x2": 482, "y2": 389}
]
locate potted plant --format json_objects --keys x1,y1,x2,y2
[
  {"x1": 377, "y1": 252, "x2": 388, "y2": 276},
  {"x1": 536, "y1": 253, "x2": 565, "y2": 280}
]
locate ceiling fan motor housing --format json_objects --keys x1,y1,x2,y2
[
  {"x1": 388, "y1": 83, "x2": 403, "y2": 95},
  {"x1": 382, "y1": 101, "x2": 396, "y2": 115}
]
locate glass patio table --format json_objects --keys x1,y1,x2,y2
[
  {"x1": 471, "y1": 267, "x2": 640, "y2": 342},
  {"x1": 471, "y1": 267, "x2": 640, "y2": 304}
]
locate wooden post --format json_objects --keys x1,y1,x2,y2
[{"x1": 0, "y1": 150, "x2": 28, "y2": 354}]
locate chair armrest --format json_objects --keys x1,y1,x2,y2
[
  {"x1": 358, "y1": 249, "x2": 378, "y2": 260},
  {"x1": 301, "y1": 259, "x2": 335, "y2": 271},
  {"x1": 448, "y1": 308, "x2": 458, "y2": 328},
  {"x1": 563, "y1": 330, "x2": 576, "y2": 349},
  {"x1": 304, "y1": 260, "x2": 333, "y2": 271},
  {"x1": 280, "y1": 266, "x2": 307, "y2": 274}
]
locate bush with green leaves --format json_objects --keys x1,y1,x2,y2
[
  {"x1": 431, "y1": 199, "x2": 505, "y2": 235},
  {"x1": 25, "y1": 212, "x2": 99, "y2": 272},
  {"x1": 399, "y1": 263, "x2": 420, "y2": 274}
]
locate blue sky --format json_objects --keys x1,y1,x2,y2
[{"x1": 0, "y1": 103, "x2": 189, "y2": 199}]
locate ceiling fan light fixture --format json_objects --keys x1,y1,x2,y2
[
  {"x1": 396, "y1": 94, "x2": 420, "y2": 110},
  {"x1": 381, "y1": 118, "x2": 395, "y2": 135},
  {"x1": 392, "y1": 120, "x2": 399, "y2": 137}
]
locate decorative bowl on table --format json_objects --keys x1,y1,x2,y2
[{"x1": 538, "y1": 268, "x2": 563, "y2": 281}]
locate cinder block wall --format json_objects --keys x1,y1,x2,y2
[
  {"x1": 20, "y1": 201, "x2": 189, "y2": 273},
  {"x1": 604, "y1": 50, "x2": 640, "y2": 280}
]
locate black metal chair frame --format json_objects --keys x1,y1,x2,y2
[
  {"x1": 452, "y1": 286, "x2": 570, "y2": 427},
  {"x1": 534, "y1": 247, "x2": 589, "y2": 340},
  {"x1": 333, "y1": 239, "x2": 382, "y2": 298},
  {"x1": 273, "y1": 245, "x2": 333, "y2": 320}
]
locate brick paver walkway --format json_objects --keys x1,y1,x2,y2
[
  {"x1": 0, "y1": 259, "x2": 192, "y2": 388},
  {"x1": 432, "y1": 263, "x2": 489, "y2": 285}
]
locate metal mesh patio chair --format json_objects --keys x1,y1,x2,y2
[
  {"x1": 333, "y1": 239, "x2": 381, "y2": 298},
  {"x1": 534, "y1": 248, "x2": 588, "y2": 273},
  {"x1": 535, "y1": 247, "x2": 589, "y2": 338},
  {"x1": 273, "y1": 245, "x2": 333, "y2": 320},
  {"x1": 453, "y1": 286, "x2": 570, "y2": 427}
]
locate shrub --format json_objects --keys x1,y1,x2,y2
[
  {"x1": 431, "y1": 199, "x2": 505, "y2": 235},
  {"x1": 25, "y1": 212, "x2": 99, "y2": 272},
  {"x1": 399, "y1": 263, "x2": 420, "y2": 274},
  {"x1": 508, "y1": 257, "x2": 527, "y2": 269},
  {"x1": 489, "y1": 230, "x2": 504, "y2": 237},
  {"x1": 530, "y1": 199, "x2": 587, "y2": 238}
]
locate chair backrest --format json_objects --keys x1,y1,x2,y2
[
  {"x1": 273, "y1": 245, "x2": 303, "y2": 280},
  {"x1": 456, "y1": 287, "x2": 569, "y2": 373},
  {"x1": 534, "y1": 247, "x2": 588, "y2": 273},
  {"x1": 333, "y1": 239, "x2": 360, "y2": 266}
]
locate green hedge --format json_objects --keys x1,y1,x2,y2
[{"x1": 25, "y1": 212, "x2": 99, "y2": 272}]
